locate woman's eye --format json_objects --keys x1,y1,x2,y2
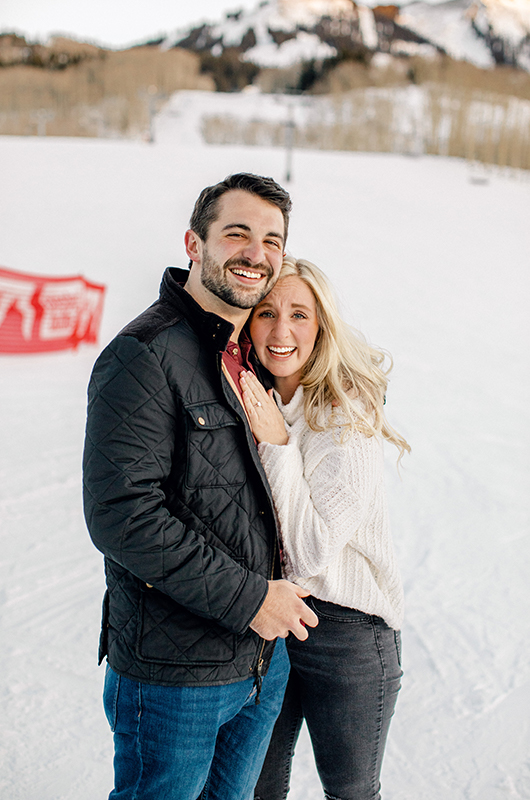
[
  {"x1": 257, "y1": 310, "x2": 274, "y2": 318},
  {"x1": 293, "y1": 312, "x2": 307, "y2": 319}
]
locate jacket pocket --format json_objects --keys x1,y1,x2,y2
[
  {"x1": 184, "y1": 401, "x2": 246, "y2": 489},
  {"x1": 136, "y1": 588, "x2": 237, "y2": 666}
]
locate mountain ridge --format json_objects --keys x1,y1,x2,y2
[{"x1": 167, "y1": 0, "x2": 530, "y2": 72}]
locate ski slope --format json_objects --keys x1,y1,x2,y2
[{"x1": 0, "y1": 97, "x2": 529, "y2": 799}]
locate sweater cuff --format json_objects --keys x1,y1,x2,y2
[{"x1": 258, "y1": 439, "x2": 299, "y2": 463}]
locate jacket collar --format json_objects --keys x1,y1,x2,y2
[{"x1": 159, "y1": 267, "x2": 236, "y2": 352}]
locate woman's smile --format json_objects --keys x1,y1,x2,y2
[
  {"x1": 267, "y1": 345, "x2": 297, "y2": 357},
  {"x1": 249, "y1": 275, "x2": 320, "y2": 402}
]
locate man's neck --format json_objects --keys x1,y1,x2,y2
[{"x1": 183, "y1": 279, "x2": 249, "y2": 342}]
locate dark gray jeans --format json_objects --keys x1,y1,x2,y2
[{"x1": 254, "y1": 598, "x2": 402, "y2": 800}]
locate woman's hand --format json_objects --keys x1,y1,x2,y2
[{"x1": 239, "y1": 370, "x2": 289, "y2": 445}]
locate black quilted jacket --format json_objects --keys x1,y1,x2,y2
[{"x1": 83, "y1": 267, "x2": 280, "y2": 687}]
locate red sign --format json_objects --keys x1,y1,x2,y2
[{"x1": 0, "y1": 267, "x2": 105, "y2": 354}]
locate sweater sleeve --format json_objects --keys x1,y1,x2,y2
[{"x1": 258, "y1": 425, "x2": 382, "y2": 579}]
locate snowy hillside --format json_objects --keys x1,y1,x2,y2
[
  {"x1": 0, "y1": 91, "x2": 529, "y2": 799},
  {"x1": 169, "y1": 0, "x2": 530, "y2": 71},
  {"x1": 400, "y1": 0, "x2": 530, "y2": 70}
]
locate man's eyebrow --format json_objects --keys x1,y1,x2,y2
[
  {"x1": 221, "y1": 223, "x2": 284, "y2": 242},
  {"x1": 222, "y1": 223, "x2": 251, "y2": 232}
]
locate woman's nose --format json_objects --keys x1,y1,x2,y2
[{"x1": 272, "y1": 317, "x2": 290, "y2": 338}]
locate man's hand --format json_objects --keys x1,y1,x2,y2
[{"x1": 250, "y1": 580, "x2": 319, "y2": 641}]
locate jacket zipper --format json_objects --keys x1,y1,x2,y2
[
  {"x1": 253, "y1": 536, "x2": 277, "y2": 705},
  {"x1": 217, "y1": 353, "x2": 278, "y2": 706}
]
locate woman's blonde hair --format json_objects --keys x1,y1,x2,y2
[{"x1": 275, "y1": 256, "x2": 410, "y2": 459}]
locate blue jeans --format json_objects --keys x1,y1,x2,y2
[
  {"x1": 254, "y1": 599, "x2": 402, "y2": 800},
  {"x1": 103, "y1": 638, "x2": 289, "y2": 800}
]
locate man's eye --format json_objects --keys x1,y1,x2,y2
[{"x1": 265, "y1": 239, "x2": 281, "y2": 248}]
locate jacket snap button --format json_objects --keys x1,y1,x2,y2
[{"x1": 198, "y1": 417, "x2": 206, "y2": 426}]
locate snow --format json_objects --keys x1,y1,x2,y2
[
  {"x1": 166, "y1": 0, "x2": 530, "y2": 73},
  {"x1": 399, "y1": 0, "x2": 496, "y2": 68},
  {"x1": 242, "y1": 32, "x2": 337, "y2": 68},
  {"x1": 358, "y1": 3, "x2": 379, "y2": 50},
  {"x1": 209, "y1": 0, "x2": 343, "y2": 66},
  {"x1": 479, "y1": 0, "x2": 530, "y2": 45},
  {"x1": 0, "y1": 89, "x2": 529, "y2": 799}
]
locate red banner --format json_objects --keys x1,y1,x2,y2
[{"x1": 0, "y1": 267, "x2": 105, "y2": 354}]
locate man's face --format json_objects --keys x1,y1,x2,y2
[{"x1": 195, "y1": 190, "x2": 285, "y2": 310}]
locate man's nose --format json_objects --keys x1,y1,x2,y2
[{"x1": 240, "y1": 238, "x2": 265, "y2": 265}]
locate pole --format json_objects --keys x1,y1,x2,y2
[{"x1": 285, "y1": 106, "x2": 295, "y2": 183}]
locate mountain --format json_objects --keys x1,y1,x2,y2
[
  {"x1": 166, "y1": 0, "x2": 530, "y2": 72},
  {"x1": 399, "y1": 0, "x2": 530, "y2": 70}
]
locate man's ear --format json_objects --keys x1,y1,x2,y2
[{"x1": 185, "y1": 229, "x2": 202, "y2": 264}]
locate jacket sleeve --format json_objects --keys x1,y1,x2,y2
[
  {"x1": 257, "y1": 424, "x2": 383, "y2": 579},
  {"x1": 83, "y1": 334, "x2": 268, "y2": 635}
]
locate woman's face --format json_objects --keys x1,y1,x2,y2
[{"x1": 249, "y1": 275, "x2": 320, "y2": 383}]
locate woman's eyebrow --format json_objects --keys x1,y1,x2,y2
[{"x1": 256, "y1": 302, "x2": 313, "y2": 312}]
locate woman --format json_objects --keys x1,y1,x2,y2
[{"x1": 239, "y1": 257, "x2": 410, "y2": 800}]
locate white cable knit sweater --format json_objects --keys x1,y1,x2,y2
[{"x1": 258, "y1": 385, "x2": 404, "y2": 631}]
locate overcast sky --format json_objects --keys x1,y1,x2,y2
[
  {"x1": 1, "y1": 0, "x2": 443, "y2": 49},
  {"x1": 0, "y1": 0, "x2": 261, "y2": 48}
]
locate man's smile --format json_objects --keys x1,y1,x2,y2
[{"x1": 229, "y1": 267, "x2": 264, "y2": 281}]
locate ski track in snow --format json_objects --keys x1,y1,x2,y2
[{"x1": 0, "y1": 96, "x2": 529, "y2": 798}]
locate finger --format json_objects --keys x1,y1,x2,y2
[
  {"x1": 290, "y1": 620, "x2": 309, "y2": 641},
  {"x1": 293, "y1": 585, "x2": 311, "y2": 597},
  {"x1": 241, "y1": 391, "x2": 256, "y2": 415},
  {"x1": 243, "y1": 371, "x2": 269, "y2": 402},
  {"x1": 240, "y1": 386, "x2": 261, "y2": 419},
  {"x1": 240, "y1": 378, "x2": 259, "y2": 407},
  {"x1": 300, "y1": 606, "x2": 319, "y2": 628},
  {"x1": 240, "y1": 372, "x2": 260, "y2": 404}
]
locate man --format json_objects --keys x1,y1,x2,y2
[{"x1": 83, "y1": 173, "x2": 318, "y2": 800}]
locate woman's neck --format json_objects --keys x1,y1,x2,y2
[{"x1": 274, "y1": 375, "x2": 301, "y2": 405}]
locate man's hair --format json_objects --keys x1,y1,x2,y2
[{"x1": 189, "y1": 173, "x2": 292, "y2": 244}]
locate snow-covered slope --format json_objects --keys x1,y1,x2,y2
[
  {"x1": 0, "y1": 89, "x2": 529, "y2": 798},
  {"x1": 169, "y1": 0, "x2": 530, "y2": 72},
  {"x1": 399, "y1": 0, "x2": 496, "y2": 67},
  {"x1": 400, "y1": 0, "x2": 530, "y2": 69}
]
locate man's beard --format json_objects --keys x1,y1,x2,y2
[{"x1": 200, "y1": 249, "x2": 275, "y2": 309}]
